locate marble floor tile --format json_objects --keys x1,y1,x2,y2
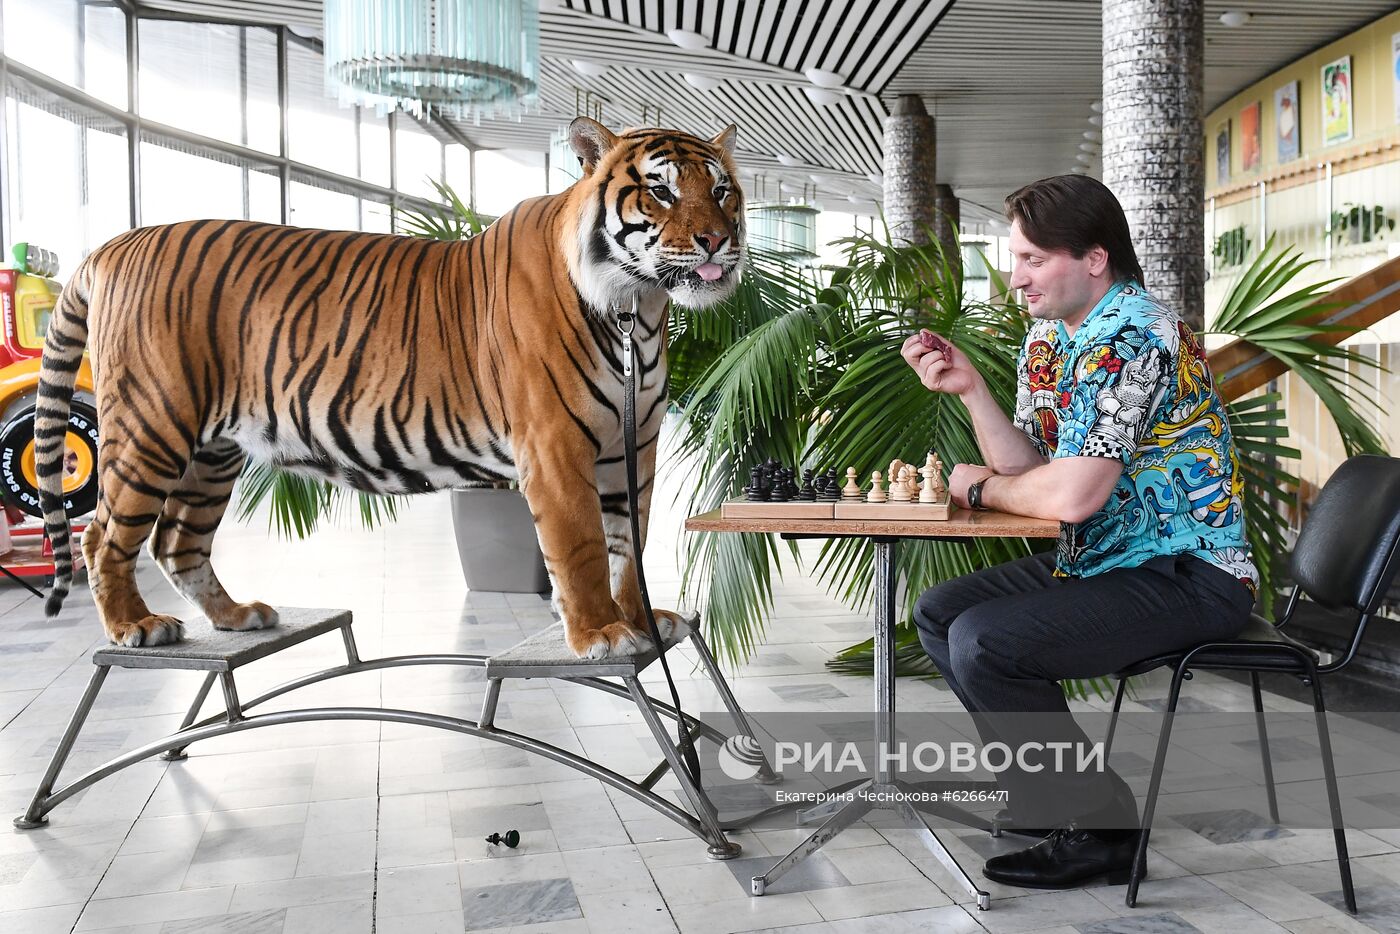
[{"x1": 3, "y1": 446, "x2": 1399, "y2": 932}]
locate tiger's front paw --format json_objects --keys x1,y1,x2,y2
[
  {"x1": 106, "y1": 614, "x2": 185, "y2": 647},
  {"x1": 211, "y1": 601, "x2": 279, "y2": 632},
  {"x1": 566, "y1": 620, "x2": 653, "y2": 659}
]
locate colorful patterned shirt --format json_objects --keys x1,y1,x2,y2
[{"x1": 1011, "y1": 280, "x2": 1259, "y2": 593}]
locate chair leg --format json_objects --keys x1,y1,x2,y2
[
  {"x1": 1104, "y1": 677, "x2": 1127, "y2": 757},
  {"x1": 1250, "y1": 672, "x2": 1280, "y2": 823},
  {"x1": 1126, "y1": 666, "x2": 1186, "y2": 909},
  {"x1": 1309, "y1": 672, "x2": 1357, "y2": 915}
]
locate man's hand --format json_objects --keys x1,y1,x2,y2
[
  {"x1": 948, "y1": 463, "x2": 995, "y2": 510},
  {"x1": 900, "y1": 329, "x2": 984, "y2": 397}
]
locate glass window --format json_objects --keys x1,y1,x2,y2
[
  {"x1": 445, "y1": 144, "x2": 472, "y2": 207},
  {"x1": 360, "y1": 199, "x2": 394, "y2": 233},
  {"x1": 287, "y1": 39, "x2": 358, "y2": 177},
  {"x1": 3, "y1": 0, "x2": 79, "y2": 88},
  {"x1": 140, "y1": 138, "x2": 247, "y2": 225},
  {"x1": 359, "y1": 107, "x2": 390, "y2": 187},
  {"x1": 244, "y1": 27, "x2": 280, "y2": 155},
  {"x1": 138, "y1": 19, "x2": 242, "y2": 145},
  {"x1": 248, "y1": 169, "x2": 282, "y2": 224},
  {"x1": 4, "y1": 97, "x2": 129, "y2": 272},
  {"x1": 289, "y1": 180, "x2": 358, "y2": 231},
  {"x1": 474, "y1": 149, "x2": 545, "y2": 217},
  {"x1": 395, "y1": 118, "x2": 443, "y2": 202},
  {"x1": 83, "y1": 3, "x2": 128, "y2": 109}
]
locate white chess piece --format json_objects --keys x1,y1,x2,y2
[
  {"x1": 867, "y1": 470, "x2": 887, "y2": 503},
  {"x1": 919, "y1": 457, "x2": 939, "y2": 504},
  {"x1": 843, "y1": 467, "x2": 862, "y2": 500},
  {"x1": 891, "y1": 464, "x2": 914, "y2": 502}
]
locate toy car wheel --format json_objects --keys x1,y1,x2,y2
[{"x1": 0, "y1": 401, "x2": 100, "y2": 519}]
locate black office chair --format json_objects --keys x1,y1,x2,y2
[{"x1": 1103, "y1": 454, "x2": 1400, "y2": 914}]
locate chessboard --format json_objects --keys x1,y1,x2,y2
[{"x1": 720, "y1": 455, "x2": 953, "y2": 521}]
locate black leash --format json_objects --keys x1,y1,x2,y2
[{"x1": 617, "y1": 302, "x2": 703, "y2": 785}]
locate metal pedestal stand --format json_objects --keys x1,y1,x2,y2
[{"x1": 14, "y1": 606, "x2": 776, "y2": 862}]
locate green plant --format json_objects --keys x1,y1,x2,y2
[
  {"x1": 672, "y1": 228, "x2": 1387, "y2": 696},
  {"x1": 1329, "y1": 202, "x2": 1395, "y2": 246},
  {"x1": 1213, "y1": 225, "x2": 1251, "y2": 267}
]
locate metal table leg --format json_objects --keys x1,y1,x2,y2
[{"x1": 750, "y1": 540, "x2": 992, "y2": 909}]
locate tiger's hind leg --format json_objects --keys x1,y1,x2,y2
[
  {"x1": 149, "y1": 439, "x2": 277, "y2": 632},
  {"x1": 83, "y1": 428, "x2": 192, "y2": 647}
]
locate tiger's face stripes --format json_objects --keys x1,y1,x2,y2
[
  {"x1": 35, "y1": 120, "x2": 744, "y2": 661},
  {"x1": 567, "y1": 118, "x2": 745, "y2": 314}
]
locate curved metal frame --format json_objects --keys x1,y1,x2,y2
[{"x1": 14, "y1": 631, "x2": 773, "y2": 861}]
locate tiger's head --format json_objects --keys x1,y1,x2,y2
[{"x1": 566, "y1": 117, "x2": 745, "y2": 313}]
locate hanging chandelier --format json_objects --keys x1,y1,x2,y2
[{"x1": 323, "y1": 0, "x2": 540, "y2": 120}]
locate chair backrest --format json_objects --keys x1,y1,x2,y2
[{"x1": 1291, "y1": 455, "x2": 1400, "y2": 614}]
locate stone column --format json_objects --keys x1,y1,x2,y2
[
  {"x1": 1101, "y1": 0, "x2": 1205, "y2": 330},
  {"x1": 884, "y1": 95, "x2": 938, "y2": 247}
]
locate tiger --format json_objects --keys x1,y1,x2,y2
[{"x1": 36, "y1": 117, "x2": 745, "y2": 659}]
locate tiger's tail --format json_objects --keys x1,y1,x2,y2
[{"x1": 37, "y1": 259, "x2": 95, "y2": 617}]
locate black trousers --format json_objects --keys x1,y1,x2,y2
[{"x1": 912, "y1": 550, "x2": 1254, "y2": 830}]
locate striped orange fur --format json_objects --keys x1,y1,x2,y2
[{"x1": 37, "y1": 119, "x2": 744, "y2": 657}]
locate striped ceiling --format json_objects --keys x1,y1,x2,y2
[{"x1": 136, "y1": 0, "x2": 1400, "y2": 221}]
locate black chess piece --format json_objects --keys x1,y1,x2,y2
[
  {"x1": 485, "y1": 830, "x2": 520, "y2": 848},
  {"x1": 759, "y1": 458, "x2": 781, "y2": 500},
  {"x1": 818, "y1": 467, "x2": 841, "y2": 501},
  {"x1": 778, "y1": 467, "x2": 801, "y2": 502},
  {"x1": 744, "y1": 465, "x2": 766, "y2": 501},
  {"x1": 797, "y1": 468, "x2": 817, "y2": 501},
  {"x1": 769, "y1": 468, "x2": 785, "y2": 502}
]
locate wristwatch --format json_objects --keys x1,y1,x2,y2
[{"x1": 967, "y1": 478, "x2": 989, "y2": 510}]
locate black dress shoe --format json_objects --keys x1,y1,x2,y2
[
  {"x1": 991, "y1": 808, "x2": 1052, "y2": 838},
  {"x1": 983, "y1": 827, "x2": 1142, "y2": 890}
]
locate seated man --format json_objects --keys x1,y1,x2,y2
[{"x1": 902, "y1": 175, "x2": 1258, "y2": 889}]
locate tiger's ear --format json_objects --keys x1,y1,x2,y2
[
  {"x1": 711, "y1": 124, "x2": 738, "y2": 154},
  {"x1": 569, "y1": 117, "x2": 620, "y2": 176}
]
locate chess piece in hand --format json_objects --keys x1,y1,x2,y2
[{"x1": 900, "y1": 329, "x2": 981, "y2": 397}]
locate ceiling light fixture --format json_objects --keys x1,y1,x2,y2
[
  {"x1": 571, "y1": 59, "x2": 609, "y2": 77},
  {"x1": 1088, "y1": 114, "x2": 1102, "y2": 126},
  {"x1": 1079, "y1": 142, "x2": 1099, "y2": 152},
  {"x1": 1219, "y1": 10, "x2": 1251, "y2": 27},
  {"x1": 804, "y1": 67, "x2": 845, "y2": 88},
  {"x1": 1076, "y1": 152, "x2": 1093, "y2": 163},
  {"x1": 776, "y1": 154, "x2": 800, "y2": 167},
  {"x1": 803, "y1": 86, "x2": 844, "y2": 106},
  {"x1": 324, "y1": 0, "x2": 538, "y2": 119},
  {"x1": 1090, "y1": 100, "x2": 1103, "y2": 113},
  {"x1": 1083, "y1": 129, "x2": 1101, "y2": 141},
  {"x1": 683, "y1": 73, "x2": 723, "y2": 90},
  {"x1": 666, "y1": 28, "x2": 710, "y2": 50}
]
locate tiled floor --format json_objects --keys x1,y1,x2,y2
[{"x1": 1, "y1": 423, "x2": 1398, "y2": 933}]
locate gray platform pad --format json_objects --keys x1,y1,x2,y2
[
  {"x1": 92, "y1": 607, "x2": 352, "y2": 672},
  {"x1": 486, "y1": 616, "x2": 694, "y2": 680}
]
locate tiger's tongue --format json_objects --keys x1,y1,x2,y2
[{"x1": 695, "y1": 263, "x2": 724, "y2": 282}]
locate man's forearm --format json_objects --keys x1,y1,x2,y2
[
  {"x1": 978, "y1": 459, "x2": 1115, "y2": 524},
  {"x1": 961, "y1": 382, "x2": 1047, "y2": 476}
]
